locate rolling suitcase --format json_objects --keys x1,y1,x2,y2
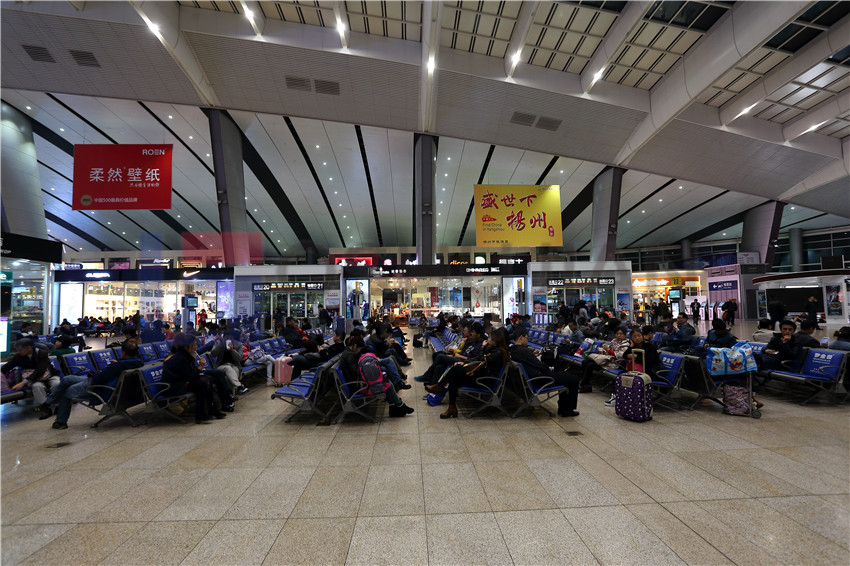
[
  {"x1": 274, "y1": 356, "x2": 293, "y2": 385},
  {"x1": 615, "y1": 348, "x2": 653, "y2": 422}
]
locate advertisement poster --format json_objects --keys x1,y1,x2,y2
[
  {"x1": 324, "y1": 290, "x2": 341, "y2": 311},
  {"x1": 474, "y1": 185, "x2": 563, "y2": 247},
  {"x1": 216, "y1": 281, "x2": 234, "y2": 319},
  {"x1": 617, "y1": 293, "x2": 630, "y2": 315},
  {"x1": 757, "y1": 289, "x2": 768, "y2": 319},
  {"x1": 235, "y1": 291, "x2": 251, "y2": 317},
  {"x1": 73, "y1": 144, "x2": 172, "y2": 210},
  {"x1": 532, "y1": 290, "x2": 547, "y2": 326},
  {"x1": 825, "y1": 285, "x2": 842, "y2": 316}
]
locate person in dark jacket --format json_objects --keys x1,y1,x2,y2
[
  {"x1": 511, "y1": 327, "x2": 579, "y2": 417},
  {"x1": 2, "y1": 339, "x2": 60, "y2": 408},
  {"x1": 767, "y1": 300, "x2": 787, "y2": 330},
  {"x1": 339, "y1": 335, "x2": 412, "y2": 416},
  {"x1": 429, "y1": 327, "x2": 510, "y2": 419},
  {"x1": 794, "y1": 319, "x2": 821, "y2": 349},
  {"x1": 418, "y1": 323, "x2": 485, "y2": 385},
  {"x1": 163, "y1": 333, "x2": 226, "y2": 424},
  {"x1": 804, "y1": 296, "x2": 820, "y2": 329},
  {"x1": 705, "y1": 318, "x2": 737, "y2": 349},
  {"x1": 317, "y1": 304, "x2": 332, "y2": 333},
  {"x1": 281, "y1": 317, "x2": 307, "y2": 346},
  {"x1": 41, "y1": 340, "x2": 143, "y2": 429},
  {"x1": 140, "y1": 319, "x2": 166, "y2": 343}
]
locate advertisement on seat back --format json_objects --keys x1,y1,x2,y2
[
  {"x1": 72, "y1": 144, "x2": 172, "y2": 210},
  {"x1": 474, "y1": 185, "x2": 563, "y2": 247}
]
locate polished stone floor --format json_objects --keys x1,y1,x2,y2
[{"x1": 1, "y1": 324, "x2": 848, "y2": 565}]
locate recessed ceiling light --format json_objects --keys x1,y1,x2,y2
[
  {"x1": 343, "y1": 215, "x2": 346, "y2": 218},
  {"x1": 350, "y1": 236, "x2": 353, "y2": 239},
  {"x1": 167, "y1": 115, "x2": 172, "y2": 119},
  {"x1": 26, "y1": 106, "x2": 31, "y2": 110},
  {"x1": 277, "y1": 239, "x2": 281, "y2": 242},
  {"x1": 315, "y1": 145, "x2": 320, "y2": 149},
  {"x1": 323, "y1": 162, "x2": 326, "y2": 166},
  {"x1": 334, "y1": 191, "x2": 338, "y2": 194},
  {"x1": 284, "y1": 248, "x2": 287, "y2": 251},
  {"x1": 442, "y1": 188, "x2": 445, "y2": 191},
  {"x1": 641, "y1": 210, "x2": 645, "y2": 213},
  {"x1": 177, "y1": 215, "x2": 180, "y2": 218},
  {"x1": 627, "y1": 220, "x2": 630, "y2": 223},
  {"x1": 59, "y1": 128, "x2": 64, "y2": 131},
  {"x1": 723, "y1": 233, "x2": 727, "y2": 236},
  {"x1": 50, "y1": 187, "x2": 55, "y2": 191},
  {"x1": 63, "y1": 238, "x2": 67, "y2": 241},
  {"x1": 262, "y1": 220, "x2": 265, "y2": 223},
  {"x1": 338, "y1": 203, "x2": 342, "y2": 207},
  {"x1": 206, "y1": 153, "x2": 210, "y2": 157},
  {"x1": 254, "y1": 208, "x2": 257, "y2": 212},
  {"x1": 188, "y1": 136, "x2": 193, "y2": 140},
  {"x1": 46, "y1": 229, "x2": 50, "y2": 232},
  {"x1": 560, "y1": 170, "x2": 563, "y2": 174},
  {"x1": 189, "y1": 225, "x2": 192, "y2": 228},
  {"x1": 447, "y1": 157, "x2": 451, "y2": 161},
  {"x1": 200, "y1": 235, "x2": 204, "y2": 238},
  {"x1": 440, "y1": 201, "x2": 443, "y2": 204},
  {"x1": 678, "y1": 186, "x2": 683, "y2": 189},
  {"x1": 122, "y1": 231, "x2": 126, "y2": 234},
  {"x1": 107, "y1": 222, "x2": 111, "y2": 225},
  {"x1": 347, "y1": 226, "x2": 350, "y2": 229},
  {"x1": 444, "y1": 173, "x2": 448, "y2": 177},
  {"x1": 438, "y1": 213, "x2": 441, "y2": 216},
  {"x1": 790, "y1": 206, "x2": 795, "y2": 210},
  {"x1": 658, "y1": 199, "x2": 663, "y2": 202},
  {"x1": 270, "y1": 230, "x2": 273, "y2": 233},
  {"x1": 436, "y1": 223, "x2": 439, "y2": 226},
  {"x1": 329, "y1": 178, "x2": 333, "y2": 181}
]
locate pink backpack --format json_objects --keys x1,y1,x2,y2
[{"x1": 358, "y1": 353, "x2": 390, "y2": 395}]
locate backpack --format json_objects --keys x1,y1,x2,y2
[{"x1": 358, "y1": 353, "x2": 389, "y2": 395}]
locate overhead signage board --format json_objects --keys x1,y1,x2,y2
[
  {"x1": 548, "y1": 277, "x2": 614, "y2": 286},
  {"x1": 55, "y1": 268, "x2": 233, "y2": 282},
  {"x1": 252, "y1": 282, "x2": 325, "y2": 292},
  {"x1": 708, "y1": 280, "x2": 738, "y2": 291},
  {"x1": 72, "y1": 144, "x2": 172, "y2": 210},
  {"x1": 474, "y1": 185, "x2": 563, "y2": 247},
  {"x1": 1, "y1": 232, "x2": 63, "y2": 263}
]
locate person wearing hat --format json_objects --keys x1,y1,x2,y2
[
  {"x1": 1, "y1": 339, "x2": 60, "y2": 410},
  {"x1": 53, "y1": 336, "x2": 76, "y2": 357}
]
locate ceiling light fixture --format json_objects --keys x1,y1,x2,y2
[
  {"x1": 590, "y1": 67, "x2": 605, "y2": 88},
  {"x1": 723, "y1": 233, "x2": 727, "y2": 236},
  {"x1": 244, "y1": 8, "x2": 254, "y2": 20},
  {"x1": 790, "y1": 206, "x2": 795, "y2": 210},
  {"x1": 658, "y1": 199, "x2": 663, "y2": 202},
  {"x1": 315, "y1": 144, "x2": 320, "y2": 149},
  {"x1": 50, "y1": 187, "x2": 55, "y2": 191},
  {"x1": 188, "y1": 135, "x2": 193, "y2": 140},
  {"x1": 167, "y1": 115, "x2": 172, "y2": 119},
  {"x1": 447, "y1": 157, "x2": 451, "y2": 161},
  {"x1": 206, "y1": 153, "x2": 210, "y2": 157},
  {"x1": 427, "y1": 56, "x2": 435, "y2": 73},
  {"x1": 329, "y1": 177, "x2": 333, "y2": 181},
  {"x1": 678, "y1": 186, "x2": 683, "y2": 189},
  {"x1": 641, "y1": 210, "x2": 645, "y2": 213},
  {"x1": 627, "y1": 220, "x2": 630, "y2": 223},
  {"x1": 59, "y1": 128, "x2": 64, "y2": 132},
  {"x1": 147, "y1": 21, "x2": 159, "y2": 33},
  {"x1": 734, "y1": 102, "x2": 759, "y2": 120},
  {"x1": 26, "y1": 106, "x2": 31, "y2": 110}
]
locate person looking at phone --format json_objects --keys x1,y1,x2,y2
[{"x1": 211, "y1": 330, "x2": 248, "y2": 395}]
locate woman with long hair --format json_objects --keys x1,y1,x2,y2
[{"x1": 434, "y1": 326, "x2": 510, "y2": 419}]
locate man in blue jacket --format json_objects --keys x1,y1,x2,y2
[{"x1": 40, "y1": 341, "x2": 143, "y2": 429}]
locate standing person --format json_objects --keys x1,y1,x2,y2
[
  {"x1": 691, "y1": 298, "x2": 701, "y2": 324},
  {"x1": 132, "y1": 310, "x2": 141, "y2": 330},
  {"x1": 726, "y1": 298, "x2": 738, "y2": 327},
  {"x1": 804, "y1": 296, "x2": 820, "y2": 329},
  {"x1": 317, "y1": 304, "x2": 331, "y2": 333},
  {"x1": 174, "y1": 310, "x2": 182, "y2": 332},
  {"x1": 767, "y1": 300, "x2": 787, "y2": 330}
]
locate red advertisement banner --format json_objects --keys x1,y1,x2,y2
[{"x1": 72, "y1": 144, "x2": 172, "y2": 210}]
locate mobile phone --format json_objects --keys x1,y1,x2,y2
[{"x1": 226, "y1": 339, "x2": 233, "y2": 348}]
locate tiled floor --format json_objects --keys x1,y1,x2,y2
[{"x1": 2, "y1": 324, "x2": 848, "y2": 565}]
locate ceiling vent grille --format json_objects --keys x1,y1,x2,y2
[
  {"x1": 22, "y1": 45, "x2": 55, "y2": 63},
  {"x1": 314, "y1": 79, "x2": 341, "y2": 95},
  {"x1": 69, "y1": 50, "x2": 100, "y2": 67},
  {"x1": 285, "y1": 76, "x2": 312, "y2": 91},
  {"x1": 510, "y1": 111, "x2": 536, "y2": 126},
  {"x1": 535, "y1": 116, "x2": 562, "y2": 131}
]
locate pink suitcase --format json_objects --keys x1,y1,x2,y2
[{"x1": 274, "y1": 356, "x2": 293, "y2": 385}]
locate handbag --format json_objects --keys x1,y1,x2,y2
[{"x1": 463, "y1": 360, "x2": 485, "y2": 377}]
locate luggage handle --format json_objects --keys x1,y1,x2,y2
[{"x1": 628, "y1": 348, "x2": 645, "y2": 372}]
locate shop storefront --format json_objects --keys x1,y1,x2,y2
[
  {"x1": 233, "y1": 265, "x2": 343, "y2": 332},
  {"x1": 631, "y1": 270, "x2": 706, "y2": 319},
  {"x1": 529, "y1": 261, "x2": 633, "y2": 325},
  {"x1": 343, "y1": 263, "x2": 528, "y2": 322},
  {"x1": 753, "y1": 269, "x2": 850, "y2": 325},
  {"x1": 54, "y1": 268, "x2": 234, "y2": 328},
  {"x1": 1, "y1": 232, "x2": 62, "y2": 354}
]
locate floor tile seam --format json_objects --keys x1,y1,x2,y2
[
  {"x1": 557, "y1": 507, "x2": 605, "y2": 565},
  {"x1": 622, "y1": 501, "x2": 738, "y2": 565},
  {"x1": 259, "y1": 517, "x2": 290, "y2": 566},
  {"x1": 341, "y1": 437, "x2": 378, "y2": 565},
  {"x1": 760, "y1": 447, "x2": 850, "y2": 483},
  {"x1": 748, "y1": 496, "x2": 850, "y2": 546},
  {"x1": 591, "y1": 451, "x2": 690, "y2": 503},
  {"x1": 720, "y1": 448, "x2": 847, "y2": 489}
]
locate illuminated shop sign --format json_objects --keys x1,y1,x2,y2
[
  {"x1": 252, "y1": 282, "x2": 325, "y2": 292},
  {"x1": 548, "y1": 277, "x2": 614, "y2": 286}
]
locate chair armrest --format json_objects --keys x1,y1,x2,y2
[
  {"x1": 526, "y1": 376, "x2": 556, "y2": 390},
  {"x1": 338, "y1": 379, "x2": 371, "y2": 398},
  {"x1": 141, "y1": 380, "x2": 173, "y2": 400},
  {"x1": 67, "y1": 365, "x2": 91, "y2": 376},
  {"x1": 813, "y1": 365, "x2": 843, "y2": 381},
  {"x1": 82, "y1": 384, "x2": 116, "y2": 405},
  {"x1": 472, "y1": 376, "x2": 501, "y2": 393},
  {"x1": 653, "y1": 369, "x2": 677, "y2": 387}
]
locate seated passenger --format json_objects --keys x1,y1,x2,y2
[
  {"x1": 829, "y1": 326, "x2": 850, "y2": 351},
  {"x1": 431, "y1": 327, "x2": 510, "y2": 419},
  {"x1": 794, "y1": 319, "x2": 821, "y2": 349},
  {"x1": 417, "y1": 322, "x2": 484, "y2": 385},
  {"x1": 140, "y1": 319, "x2": 166, "y2": 343},
  {"x1": 52, "y1": 336, "x2": 76, "y2": 357},
  {"x1": 41, "y1": 340, "x2": 143, "y2": 429},
  {"x1": 243, "y1": 341, "x2": 277, "y2": 385},
  {"x1": 577, "y1": 327, "x2": 628, "y2": 393},
  {"x1": 511, "y1": 327, "x2": 579, "y2": 417},
  {"x1": 705, "y1": 318, "x2": 737, "y2": 349},
  {"x1": 281, "y1": 317, "x2": 307, "y2": 347},
  {"x1": 211, "y1": 330, "x2": 248, "y2": 395},
  {"x1": 661, "y1": 313, "x2": 696, "y2": 351},
  {"x1": 1, "y1": 339, "x2": 61, "y2": 411},
  {"x1": 752, "y1": 318, "x2": 775, "y2": 343},
  {"x1": 339, "y1": 335, "x2": 413, "y2": 417},
  {"x1": 163, "y1": 333, "x2": 226, "y2": 424}
]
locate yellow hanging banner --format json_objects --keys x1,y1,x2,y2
[{"x1": 475, "y1": 185, "x2": 563, "y2": 247}]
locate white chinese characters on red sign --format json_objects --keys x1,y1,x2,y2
[{"x1": 73, "y1": 145, "x2": 172, "y2": 210}]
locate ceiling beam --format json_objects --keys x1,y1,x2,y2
[
  {"x1": 331, "y1": 2, "x2": 349, "y2": 49},
  {"x1": 613, "y1": 1, "x2": 810, "y2": 166},
  {"x1": 783, "y1": 86, "x2": 850, "y2": 141},
  {"x1": 45, "y1": 211, "x2": 112, "y2": 251},
  {"x1": 130, "y1": 1, "x2": 221, "y2": 107},
  {"x1": 779, "y1": 137, "x2": 850, "y2": 201},
  {"x1": 239, "y1": 0, "x2": 265, "y2": 36},
  {"x1": 720, "y1": 13, "x2": 850, "y2": 125},
  {"x1": 66, "y1": 1, "x2": 85, "y2": 11},
  {"x1": 419, "y1": 0, "x2": 442, "y2": 133},
  {"x1": 580, "y1": 1, "x2": 653, "y2": 92},
  {"x1": 504, "y1": 1, "x2": 538, "y2": 79}
]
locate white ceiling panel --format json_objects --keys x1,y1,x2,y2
[
  {"x1": 242, "y1": 165, "x2": 300, "y2": 258},
  {"x1": 359, "y1": 126, "x2": 414, "y2": 247},
  {"x1": 437, "y1": 138, "x2": 489, "y2": 247}
]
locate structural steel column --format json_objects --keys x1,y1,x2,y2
[
  {"x1": 414, "y1": 134, "x2": 437, "y2": 265},
  {"x1": 789, "y1": 228, "x2": 803, "y2": 272},
  {"x1": 741, "y1": 200, "x2": 785, "y2": 268},
  {"x1": 1, "y1": 102, "x2": 47, "y2": 239},
  {"x1": 590, "y1": 167, "x2": 624, "y2": 262},
  {"x1": 208, "y1": 109, "x2": 249, "y2": 266},
  {"x1": 680, "y1": 238, "x2": 693, "y2": 260}
]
